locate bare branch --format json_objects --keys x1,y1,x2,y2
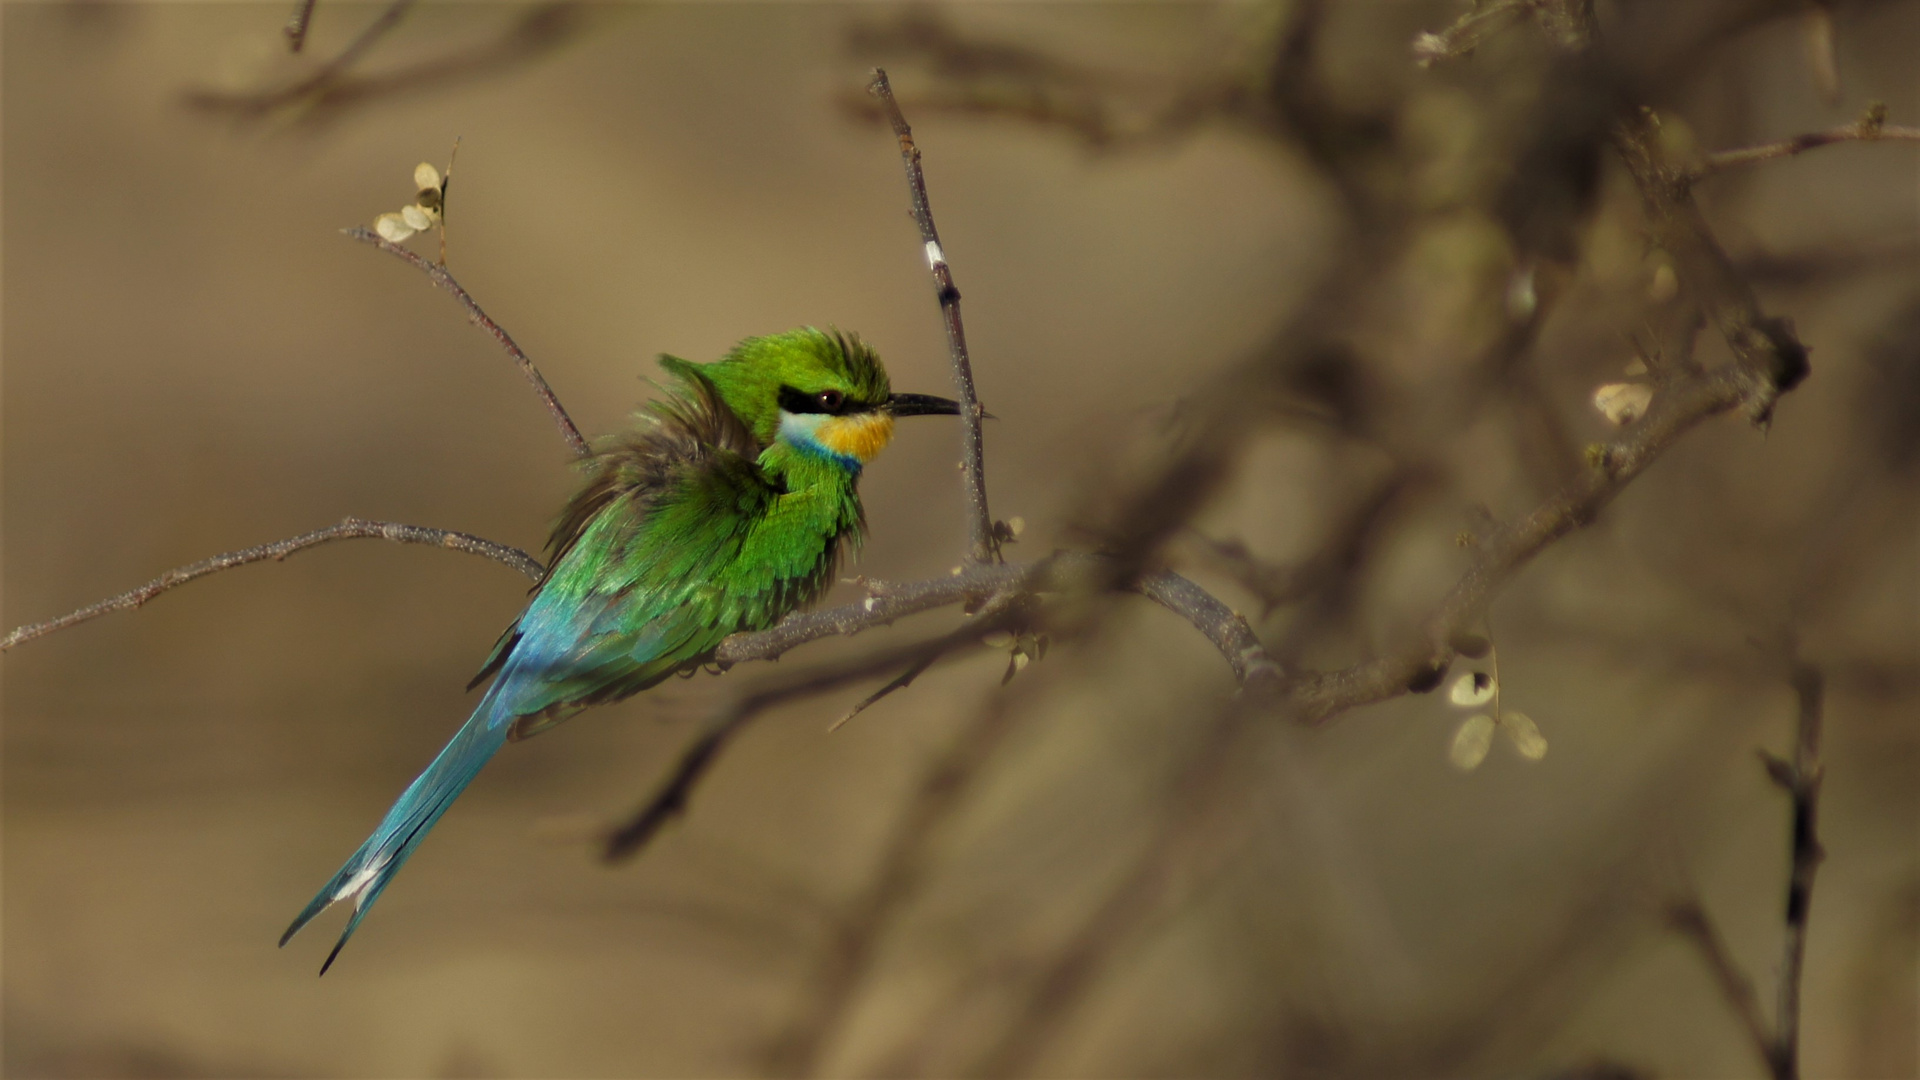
[
  {"x1": 1245, "y1": 111, "x2": 1817, "y2": 726},
  {"x1": 1770, "y1": 661, "x2": 1826, "y2": 1080},
  {"x1": 1613, "y1": 116, "x2": 1811, "y2": 421},
  {"x1": 973, "y1": 696, "x2": 1259, "y2": 1078},
  {"x1": 715, "y1": 561, "x2": 1032, "y2": 665},
  {"x1": 284, "y1": 0, "x2": 319, "y2": 52},
  {"x1": 841, "y1": 10, "x2": 1249, "y2": 152},
  {"x1": 1803, "y1": 1, "x2": 1840, "y2": 105},
  {"x1": 868, "y1": 69, "x2": 998, "y2": 565},
  {"x1": 1411, "y1": 0, "x2": 1540, "y2": 67},
  {"x1": 1666, "y1": 660, "x2": 1828, "y2": 1080},
  {"x1": 188, "y1": 3, "x2": 586, "y2": 130},
  {"x1": 344, "y1": 225, "x2": 591, "y2": 459},
  {"x1": 770, "y1": 678, "x2": 1030, "y2": 1077},
  {"x1": 1280, "y1": 363, "x2": 1769, "y2": 724},
  {"x1": 0, "y1": 518, "x2": 543, "y2": 653},
  {"x1": 1667, "y1": 897, "x2": 1777, "y2": 1077},
  {"x1": 828, "y1": 655, "x2": 936, "y2": 733},
  {"x1": 190, "y1": 0, "x2": 416, "y2": 115},
  {"x1": 1135, "y1": 571, "x2": 1284, "y2": 690},
  {"x1": 625, "y1": 560, "x2": 1285, "y2": 867},
  {"x1": 1693, "y1": 113, "x2": 1920, "y2": 179},
  {"x1": 603, "y1": 598, "x2": 1029, "y2": 862}
]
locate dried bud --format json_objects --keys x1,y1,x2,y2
[
  {"x1": 1449, "y1": 671, "x2": 1496, "y2": 707},
  {"x1": 1648, "y1": 263, "x2": 1679, "y2": 304},
  {"x1": 1594, "y1": 383, "x2": 1654, "y2": 426},
  {"x1": 1860, "y1": 101, "x2": 1888, "y2": 136}
]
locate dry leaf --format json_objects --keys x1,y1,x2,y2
[
  {"x1": 1502, "y1": 711, "x2": 1547, "y2": 760},
  {"x1": 374, "y1": 212, "x2": 417, "y2": 242},
  {"x1": 1450, "y1": 714, "x2": 1496, "y2": 770}
]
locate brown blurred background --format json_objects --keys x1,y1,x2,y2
[{"x1": 3, "y1": 3, "x2": 1915, "y2": 1077}]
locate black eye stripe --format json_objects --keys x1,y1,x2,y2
[{"x1": 778, "y1": 385, "x2": 866, "y2": 415}]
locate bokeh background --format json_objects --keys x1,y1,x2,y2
[{"x1": 4, "y1": 3, "x2": 1915, "y2": 1077}]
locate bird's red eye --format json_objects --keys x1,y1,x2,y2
[{"x1": 817, "y1": 389, "x2": 845, "y2": 412}]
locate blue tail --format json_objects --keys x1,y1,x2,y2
[{"x1": 280, "y1": 679, "x2": 519, "y2": 975}]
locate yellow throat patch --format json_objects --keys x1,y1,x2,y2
[{"x1": 817, "y1": 411, "x2": 896, "y2": 463}]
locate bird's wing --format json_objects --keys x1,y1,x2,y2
[
  {"x1": 283, "y1": 374, "x2": 776, "y2": 972},
  {"x1": 475, "y1": 366, "x2": 776, "y2": 737}
]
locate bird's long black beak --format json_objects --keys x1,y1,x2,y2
[{"x1": 886, "y1": 392, "x2": 963, "y2": 417}]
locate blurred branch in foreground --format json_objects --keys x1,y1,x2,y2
[
  {"x1": 758, "y1": 0, "x2": 1913, "y2": 1073},
  {"x1": 185, "y1": 1, "x2": 591, "y2": 130},
  {"x1": 1669, "y1": 659, "x2": 1827, "y2": 1080}
]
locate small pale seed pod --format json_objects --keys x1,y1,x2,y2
[
  {"x1": 400, "y1": 204, "x2": 438, "y2": 232},
  {"x1": 1501, "y1": 711, "x2": 1548, "y2": 760},
  {"x1": 1450, "y1": 714, "x2": 1496, "y2": 770},
  {"x1": 374, "y1": 212, "x2": 417, "y2": 242},
  {"x1": 1648, "y1": 263, "x2": 1679, "y2": 304},
  {"x1": 1593, "y1": 382, "x2": 1654, "y2": 426}
]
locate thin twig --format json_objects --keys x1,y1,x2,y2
[
  {"x1": 973, "y1": 695, "x2": 1260, "y2": 1078},
  {"x1": 1279, "y1": 363, "x2": 1768, "y2": 724},
  {"x1": 0, "y1": 518, "x2": 543, "y2": 653},
  {"x1": 345, "y1": 225, "x2": 591, "y2": 459},
  {"x1": 829, "y1": 654, "x2": 937, "y2": 733},
  {"x1": 1768, "y1": 662, "x2": 1825, "y2": 1080},
  {"x1": 1668, "y1": 660, "x2": 1828, "y2": 1080},
  {"x1": 1803, "y1": 1, "x2": 1840, "y2": 105},
  {"x1": 191, "y1": 4, "x2": 586, "y2": 131},
  {"x1": 284, "y1": 0, "x2": 319, "y2": 52},
  {"x1": 603, "y1": 596, "x2": 1030, "y2": 862},
  {"x1": 1694, "y1": 116, "x2": 1920, "y2": 179},
  {"x1": 868, "y1": 69, "x2": 998, "y2": 565},
  {"x1": 1270, "y1": 111, "x2": 1817, "y2": 723},
  {"x1": 1411, "y1": 0, "x2": 1541, "y2": 67},
  {"x1": 1667, "y1": 897, "x2": 1777, "y2": 1077},
  {"x1": 771, "y1": 679, "x2": 1030, "y2": 1077},
  {"x1": 1613, "y1": 113, "x2": 1811, "y2": 421},
  {"x1": 840, "y1": 10, "x2": 1249, "y2": 152},
  {"x1": 190, "y1": 0, "x2": 415, "y2": 115}
]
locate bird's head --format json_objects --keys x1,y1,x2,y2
[{"x1": 678, "y1": 327, "x2": 960, "y2": 469}]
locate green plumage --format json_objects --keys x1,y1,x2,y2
[
  {"x1": 282, "y1": 327, "x2": 956, "y2": 973},
  {"x1": 479, "y1": 331, "x2": 881, "y2": 737}
]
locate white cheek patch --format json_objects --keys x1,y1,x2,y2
[
  {"x1": 778, "y1": 410, "x2": 829, "y2": 445},
  {"x1": 778, "y1": 410, "x2": 855, "y2": 465}
]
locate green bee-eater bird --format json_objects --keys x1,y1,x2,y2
[{"x1": 280, "y1": 327, "x2": 961, "y2": 973}]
